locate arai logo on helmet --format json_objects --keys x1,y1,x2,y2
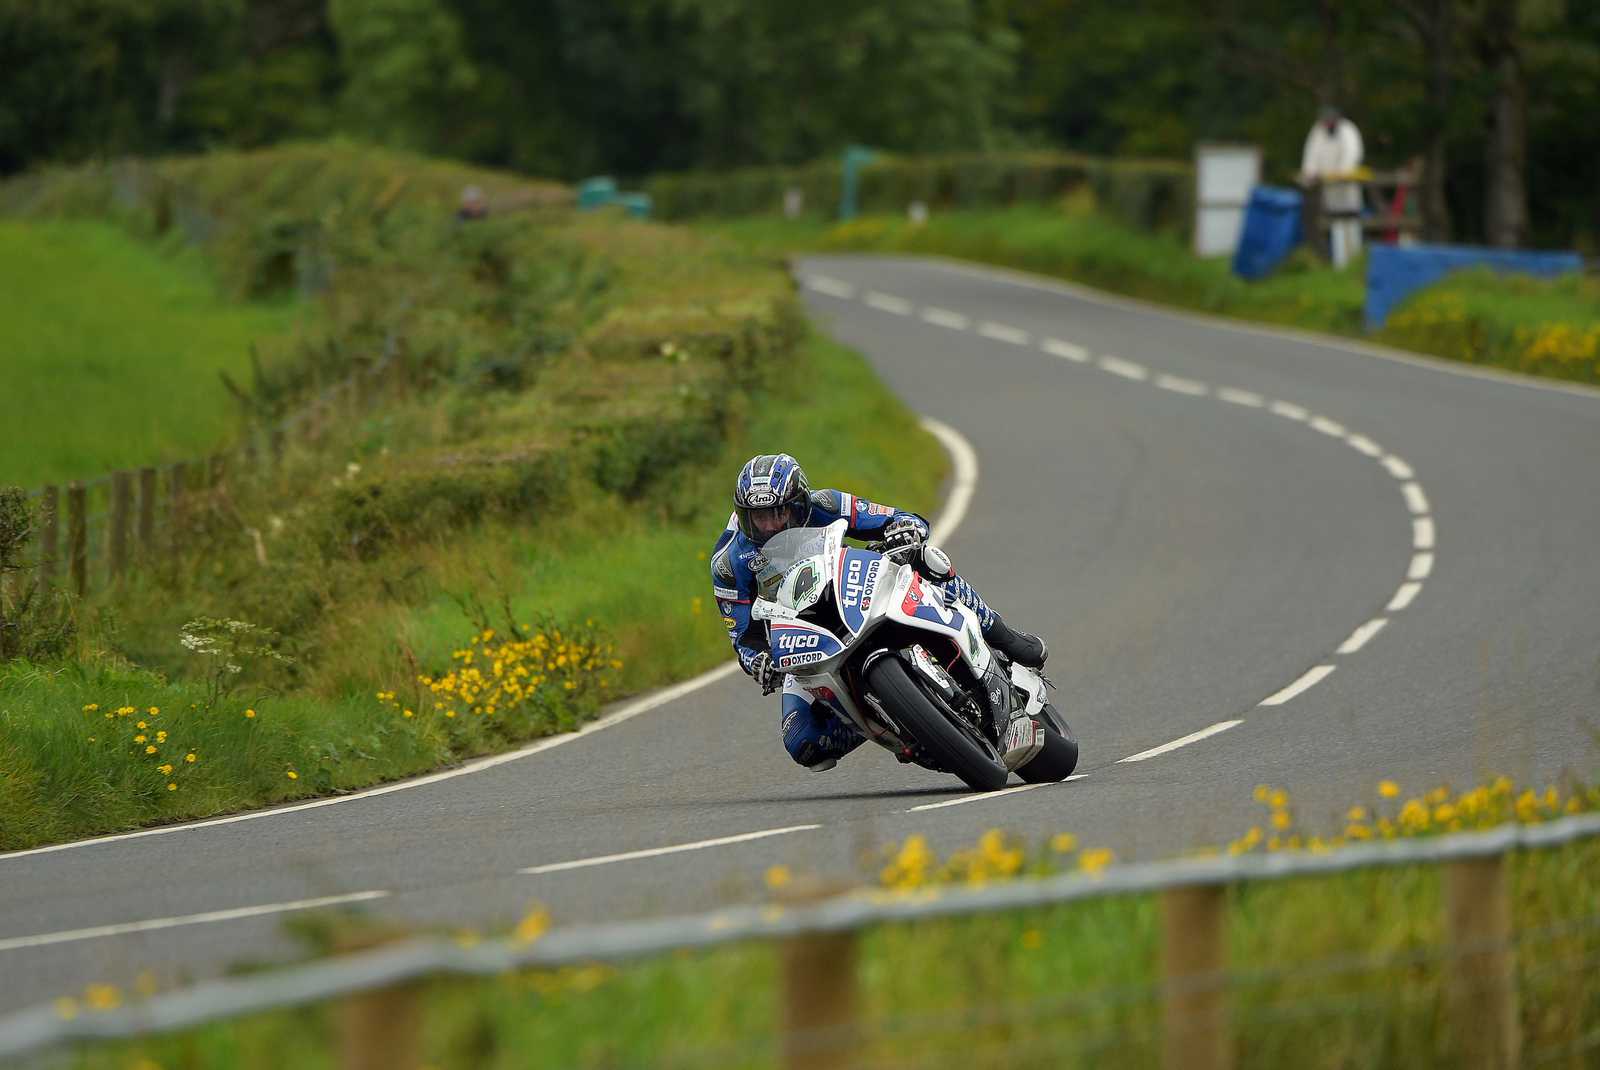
[{"x1": 746, "y1": 490, "x2": 779, "y2": 507}]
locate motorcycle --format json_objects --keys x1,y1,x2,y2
[{"x1": 750, "y1": 520, "x2": 1079, "y2": 791}]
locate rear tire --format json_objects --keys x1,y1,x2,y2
[
  {"x1": 1018, "y1": 704, "x2": 1079, "y2": 783},
  {"x1": 865, "y1": 656, "x2": 1010, "y2": 792}
]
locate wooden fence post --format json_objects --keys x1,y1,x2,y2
[
  {"x1": 781, "y1": 923, "x2": 860, "y2": 1070},
  {"x1": 67, "y1": 483, "x2": 87, "y2": 598},
  {"x1": 1161, "y1": 883, "x2": 1231, "y2": 1070},
  {"x1": 1445, "y1": 854, "x2": 1520, "y2": 1070},
  {"x1": 168, "y1": 463, "x2": 187, "y2": 558},
  {"x1": 137, "y1": 467, "x2": 157, "y2": 555},
  {"x1": 38, "y1": 485, "x2": 59, "y2": 583},
  {"x1": 109, "y1": 471, "x2": 133, "y2": 580},
  {"x1": 339, "y1": 984, "x2": 421, "y2": 1070}
]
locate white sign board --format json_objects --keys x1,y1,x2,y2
[{"x1": 1194, "y1": 144, "x2": 1261, "y2": 258}]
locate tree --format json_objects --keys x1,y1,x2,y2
[{"x1": 329, "y1": 0, "x2": 478, "y2": 151}]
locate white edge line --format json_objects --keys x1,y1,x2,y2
[
  {"x1": 1387, "y1": 581, "x2": 1422, "y2": 611},
  {"x1": 1117, "y1": 721, "x2": 1243, "y2": 764},
  {"x1": 1336, "y1": 618, "x2": 1389, "y2": 655},
  {"x1": 1413, "y1": 517, "x2": 1436, "y2": 550},
  {"x1": 0, "y1": 892, "x2": 390, "y2": 954},
  {"x1": 1041, "y1": 338, "x2": 1089, "y2": 363},
  {"x1": 905, "y1": 775, "x2": 1087, "y2": 812},
  {"x1": 1408, "y1": 552, "x2": 1434, "y2": 581},
  {"x1": 1258, "y1": 665, "x2": 1336, "y2": 706},
  {"x1": 914, "y1": 256, "x2": 1600, "y2": 402},
  {"x1": 521, "y1": 825, "x2": 821, "y2": 875},
  {"x1": 0, "y1": 418, "x2": 980, "y2": 863}
]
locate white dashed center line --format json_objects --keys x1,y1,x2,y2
[
  {"x1": 905, "y1": 776, "x2": 1088, "y2": 812},
  {"x1": 1099, "y1": 355, "x2": 1149, "y2": 381},
  {"x1": 1408, "y1": 552, "x2": 1434, "y2": 581},
  {"x1": 864, "y1": 291, "x2": 913, "y2": 315},
  {"x1": 1259, "y1": 665, "x2": 1337, "y2": 706},
  {"x1": 1401, "y1": 482, "x2": 1430, "y2": 514},
  {"x1": 1387, "y1": 581, "x2": 1423, "y2": 611},
  {"x1": 522, "y1": 825, "x2": 822, "y2": 875},
  {"x1": 1269, "y1": 400, "x2": 1309, "y2": 421},
  {"x1": 1041, "y1": 338, "x2": 1090, "y2": 362},
  {"x1": 804, "y1": 275, "x2": 855, "y2": 299},
  {"x1": 1155, "y1": 374, "x2": 1209, "y2": 397},
  {"x1": 1413, "y1": 517, "x2": 1436, "y2": 550},
  {"x1": 1310, "y1": 415, "x2": 1347, "y2": 437},
  {"x1": 1217, "y1": 387, "x2": 1264, "y2": 407},
  {"x1": 1337, "y1": 618, "x2": 1389, "y2": 655},
  {"x1": 1117, "y1": 721, "x2": 1243, "y2": 763},
  {"x1": 978, "y1": 321, "x2": 1030, "y2": 345},
  {"x1": 921, "y1": 307, "x2": 970, "y2": 330},
  {"x1": 1346, "y1": 433, "x2": 1383, "y2": 457},
  {"x1": 1383, "y1": 455, "x2": 1415, "y2": 480}
]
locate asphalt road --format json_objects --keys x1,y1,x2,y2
[{"x1": 3, "y1": 254, "x2": 1598, "y2": 1015}]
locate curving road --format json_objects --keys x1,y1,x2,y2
[{"x1": 3, "y1": 255, "x2": 1598, "y2": 1014}]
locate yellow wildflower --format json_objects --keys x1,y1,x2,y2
[
  {"x1": 83, "y1": 983, "x2": 122, "y2": 1011},
  {"x1": 144, "y1": 745, "x2": 157, "y2": 755},
  {"x1": 1049, "y1": 832, "x2": 1079, "y2": 854},
  {"x1": 1347, "y1": 806, "x2": 1368, "y2": 822},
  {"x1": 1252, "y1": 784, "x2": 1271, "y2": 803},
  {"x1": 82, "y1": 703, "x2": 99, "y2": 712},
  {"x1": 764, "y1": 865, "x2": 792, "y2": 890},
  {"x1": 184, "y1": 753, "x2": 196, "y2": 763},
  {"x1": 1271, "y1": 810, "x2": 1292, "y2": 830},
  {"x1": 1078, "y1": 847, "x2": 1114, "y2": 875},
  {"x1": 514, "y1": 905, "x2": 551, "y2": 945},
  {"x1": 1378, "y1": 780, "x2": 1400, "y2": 798},
  {"x1": 244, "y1": 708, "x2": 256, "y2": 719},
  {"x1": 286, "y1": 770, "x2": 299, "y2": 780},
  {"x1": 1021, "y1": 928, "x2": 1044, "y2": 950},
  {"x1": 167, "y1": 783, "x2": 177, "y2": 792}
]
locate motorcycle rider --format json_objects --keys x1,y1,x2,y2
[{"x1": 710, "y1": 453, "x2": 1048, "y2": 773}]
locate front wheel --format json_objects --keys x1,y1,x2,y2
[
  {"x1": 865, "y1": 656, "x2": 1010, "y2": 792},
  {"x1": 1017, "y1": 703, "x2": 1079, "y2": 783}
]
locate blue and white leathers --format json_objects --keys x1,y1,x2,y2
[{"x1": 709, "y1": 490, "x2": 997, "y2": 768}]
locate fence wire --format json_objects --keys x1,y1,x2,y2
[{"x1": 1, "y1": 813, "x2": 1596, "y2": 1062}]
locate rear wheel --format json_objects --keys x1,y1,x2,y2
[
  {"x1": 1018, "y1": 703, "x2": 1079, "y2": 783},
  {"x1": 865, "y1": 656, "x2": 1009, "y2": 792}
]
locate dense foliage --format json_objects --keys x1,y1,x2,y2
[{"x1": 3, "y1": 1, "x2": 1596, "y2": 246}]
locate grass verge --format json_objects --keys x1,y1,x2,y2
[
  {"x1": 703, "y1": 205, "x2": 1600, "y2": 387},
  {"x1": 0, "y1": 220, "x2": 306, "y2": 485},
  {"x1": 0, "y1": 145, "x2": 944, "y2": 851},
  {"x1": 58, "y1": 777, "x2": 1600, "y2": 1069}
]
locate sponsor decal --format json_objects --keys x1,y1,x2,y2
[
  {"x1": 748, "y1": 553, "x2": 768, "y2": 573},
  {"x1": 780, "y1": 650, "x2": 829, "y2": 668},
  {"x1": 773, "y1": 630, "x2": 826, "y2": 654},
  {"x1": 720, "y1": 615, "x2": 737, "y2": 629},
  {"x1": 840, "y1": 556, "x2": 882, "y2": 612},
  {"x1": 968, "y1": 626, "x2": 982, "y2": 659},
  {"x1": 746, "y1": 490, "x2": 778, "y2": 507},
  {"x1": 862, "y1": 501, "x2": 894, "y2": 517}
]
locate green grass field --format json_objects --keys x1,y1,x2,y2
[{"x1": 0, "y1": 220, "x2": 306, "y2": 486}]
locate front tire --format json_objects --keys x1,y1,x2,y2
[
  {"x1": 865, "y1": 656, "x2": 1010, "y2": 792},
  {"x1": 1017, "y1": 704, "x2": 1079, "y2": 783}
]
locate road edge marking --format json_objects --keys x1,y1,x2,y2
[
  {"x1": 1117, "y1": 721, "x2": 1243, "y2": 763},
  {"x1": 521, "y1": 825, "x2": 822, "y2": 875}
]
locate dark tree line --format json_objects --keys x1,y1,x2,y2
[{"x1": 3, "y1": 0, "x2": 1595, "y2": 246}]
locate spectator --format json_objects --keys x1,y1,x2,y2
[{"x1": 1299, "y1": 105, "x2": 1365, "y2": 268}]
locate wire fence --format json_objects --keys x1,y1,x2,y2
[
  {"x1": 5, "y1": 350, "x2": 403, "y2": 599},
  {"x1": 1, "y1": 811, "x2": 1596, "y2": 1067}
]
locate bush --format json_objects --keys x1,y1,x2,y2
[{"x1": 647, "y1": 151, "x2": 1194, "y2": 234}]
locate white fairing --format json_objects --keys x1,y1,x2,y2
[{"x1": 751, "y1": 521, "x2": 1029, "y2": 753}]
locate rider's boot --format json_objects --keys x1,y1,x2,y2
[
  {"x1": 805, "y1": 758, "x2": 838, "y2": 773},
  {"x1": 984, "y1": 613, "x2": 1048, "y2": 669}
]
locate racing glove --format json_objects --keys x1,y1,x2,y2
[
  {"x1": 746, "y1": 651, "x2": 781, "y2": 695},
  {"x1": 882, "y1": 516, "x2": 927, "y2": 557}
]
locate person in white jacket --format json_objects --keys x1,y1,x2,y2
[{"x1": 1298, "y1": 106, "x2": 1365, "y2": 268}]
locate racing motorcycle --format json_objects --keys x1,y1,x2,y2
[{"x1": 750, "y1": 520, "x2": 1078, "y2": 792}]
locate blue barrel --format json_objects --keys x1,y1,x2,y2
[
  {"x1": 576, "y1": 176, "x2": 618, "y2": 211},
  {"x1": 616, "y1": 192, "x2": 653, "y2": 219},
  {"x1": 1232, "y1": 186, "x2": 1304, "y2": 280}
]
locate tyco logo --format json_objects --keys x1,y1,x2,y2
[
  {"x1": 841, "y1": 558, "x2": 882, "y2": 611},
  {"x1": 774, "y1": 631, "x2": 823, "y2": 653}
]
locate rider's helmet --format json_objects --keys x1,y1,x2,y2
[{"x1": 734, "y1": 453, "x2": 812, "y2": 544}]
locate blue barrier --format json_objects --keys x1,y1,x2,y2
[
  {"x1": 1365, "y1": 243, "x2": 1582, "y2": 329},
  {"x1": 1232, "y1": 186, "x2": 1303, "y2": 280}
]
